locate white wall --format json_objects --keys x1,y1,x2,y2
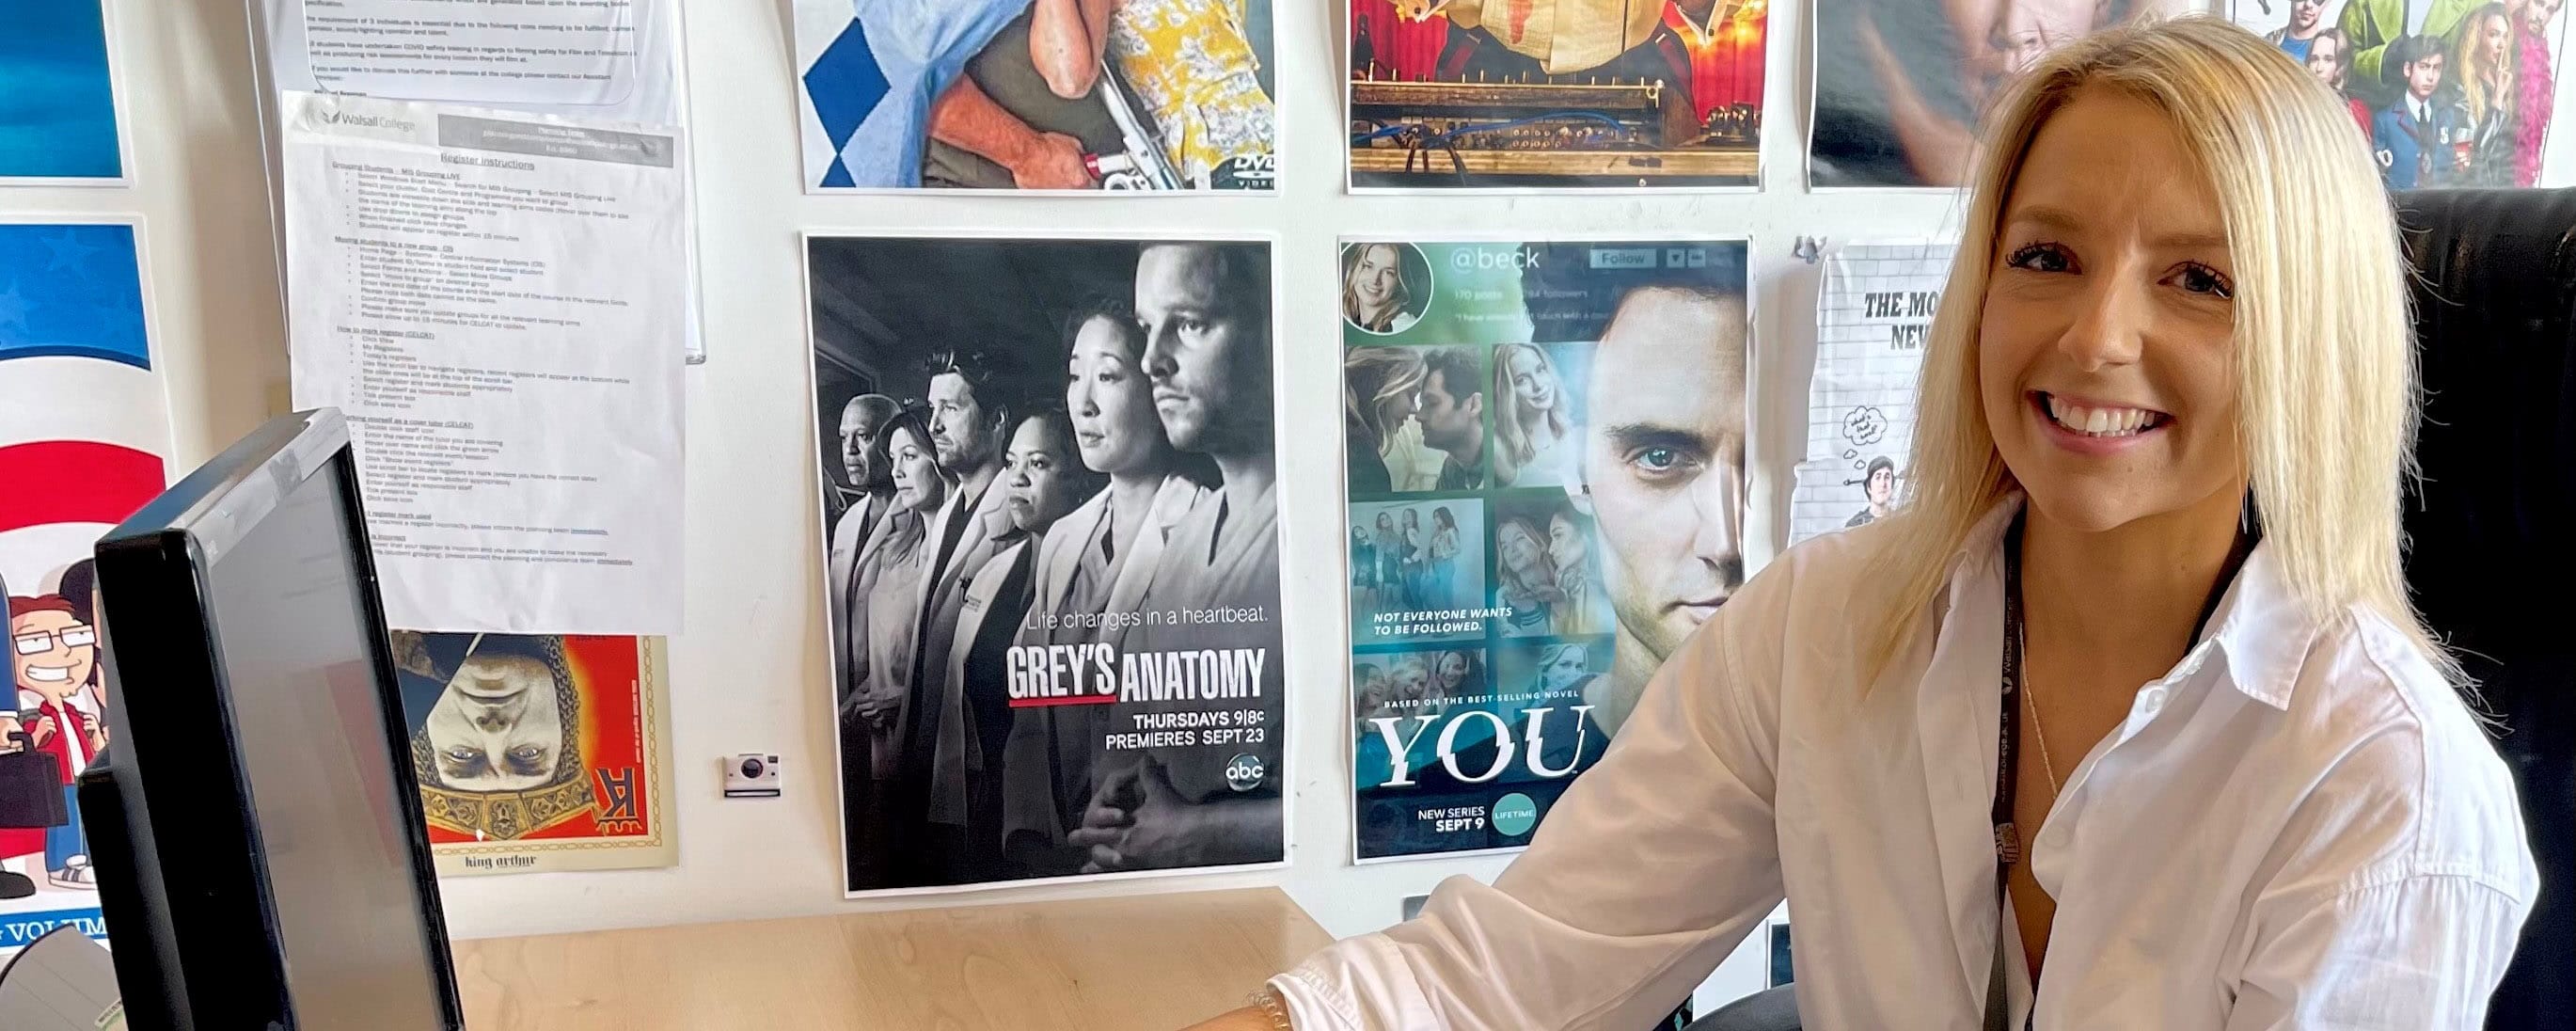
[{"x1": 26, "y1": 0, "x2": 1994, "y2": 1015}]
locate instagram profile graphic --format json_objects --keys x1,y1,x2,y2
[{"x1": 1340, "y1": 241, "x2": 1434, "y2": 336}]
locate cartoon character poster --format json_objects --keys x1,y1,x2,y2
[
  {"x1": 0, "y1": 220, "x2": 169, "y2": 950},
  {"x1": 390, "y1": 632, "x2": 674, "y2": 874}
]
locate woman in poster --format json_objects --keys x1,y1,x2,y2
[
  {"x1": 2446, "y1": 4, "x2": 2520, "y2": 186},
  {"x1": 846, "y1": 407, "x2": 942, "y2": 837},
  {"x1": 932, "y1": 410, "x2": 1103, "y2": 879},
  {"x1": 1224, "y1": 20, "x2": 2533, "y2": 1030},
  {"x1": 1428, "y1": 506, "x2": 1462, "y2": 606},
  {"x1": 1545, "y1": 508, "x2": 1609, "y2": 637},
  {"x1": 1493, "y1": 516, "x2": 1559, "y2": 636},
  {"x1": 1344, "y1": 346, "x2": 1430, "y2": 494},
  {"x1": 1341, "y1": 243, "x2": 1420, "y2": 335},
  {"x1": 1812, "y1": 0, "x2": 2178, "y2": 186},
  {"x1": 999, "y1": 303, "x2": 1209, "y2": 878},
  {"x1": 1028, "y1": 0, "x2": 1277, "y2": 187},
  {"x1": 1493, "y1": 342, "x2": 1575, "y2": 488}
]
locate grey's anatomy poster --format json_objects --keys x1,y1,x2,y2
[
  {"x1": 1338, "y1": 238, "x2": 1749, "y2": 861},
  {"x1": 807, "y1": 233, "x2": 1287, "y2": 894}
]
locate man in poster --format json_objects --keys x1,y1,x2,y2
[
  {"x1": 808, "y1": 236, "x2": 1285, "y2": 894},
  {"x1": 1553, "y1": 271, "x2": 1747, "y2": 737},
  {"x1": 1071, "y1": 242, "x2": 1284, "y2": 873}
]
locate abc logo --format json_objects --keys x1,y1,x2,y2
[
  {"x1": 1225, "y1": 753, "x2": 1266, "y2": 792},
  {"x1": 1450, "y1": 248, "x2": 1540, "y2": 271}
]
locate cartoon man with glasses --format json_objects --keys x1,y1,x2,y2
[{"x1": 0, "y1": 595, "x2": 106, "y2": 891}]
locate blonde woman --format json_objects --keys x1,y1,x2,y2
[
  {"x1": 1341, "y1": 243, "x2": 1418, "y2": 335},
  {"x1": 1200, "y1": 19, "x2": 2532, "y2": 1030},
  {"x1": 2444, "y1": 4, "x2": 2517, "y2": 186},
  {"x1": 1493, "y1": 342, "x2": 1575, "y2": 487},
  {"x1": 1343, "y1": 346, "x2": 1437, "y2": 492}
]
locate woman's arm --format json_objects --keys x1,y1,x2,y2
[
  {"x1": 1263, "y1": 560, "x2": 1796, "y2": 1029},
  {"x1": 1029, "y1": 0, "x2": 1118, "y2": 99}
]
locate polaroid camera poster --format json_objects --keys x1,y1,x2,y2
[
  {"x1": 2227, "y1": 0, "x2": 2576, "y2": 188},
  {"x1": 1347, "y1": 0, "x2": 1769, "y2": 190},
  {"x1": 1338, "y1": 238, "x2": 1748, "y2": 861},
  {"x1": 807, "y1": 234, "x2": 1286, "y2": 896},
  {"x1": 1809, "y1": 0, "x2": 2188, "y2": 188},
  {"x1": 391, "y1": 632, "x2": 675, "y2": 875},
  {"x1": 793, "y1": 0, "x2": 1278, "y2": 192}
]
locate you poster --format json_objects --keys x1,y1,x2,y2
[
  {"x1": 2228, "y1": 0, "x2": 2576, "y2": 187},
  {"x1": 0, "y1": 221, "x2": 169, "y2": 951},
  {"x1": 807, "y1": 233, "x2": 1287, "y2": 894},
  {"x1": 1338, "y1": 237, "x2": 1749, "y2": 860},
  {"x1": 1790, "y1": 241, "x2": 1954, "y2": 546},
  {"x1": 1348, "y1": 0, "x2": 1769, "y2": 190},
  {"x1": 1809, "y1": 0, "x2": 2184, "y2": 187},
  {"x1": 391, "y1": 632, "x2": 675, "y2": 875},
  {"x1": 794, "y1": 0, "x2": 1278, "y2": 191}
]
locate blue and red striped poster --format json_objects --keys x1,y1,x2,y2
[{"x1": 0, "y1": 220, "x2": 169, "y2": 949}]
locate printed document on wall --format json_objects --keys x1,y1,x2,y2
[
  {"x1": 260, "y1": 0, "x2": 682, "y2": 124},
  {"x1": 281, "y1": 91, "x2": 684, "y2": 635},
  {"x1": 1790, "y1": 241, "x2": 1954, "y2": 546}
]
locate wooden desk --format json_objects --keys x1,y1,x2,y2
[{"x1": 452, "y1": 887, "x2": 1330, "y2": 1030}]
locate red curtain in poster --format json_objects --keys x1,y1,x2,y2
[{"x1": 1356, "y1": 0, "x2": 1452, "y2": 82}]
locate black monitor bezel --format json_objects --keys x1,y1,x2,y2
[{"x1": 87, "y1": 408, "x2": 463, "y2": 1029}]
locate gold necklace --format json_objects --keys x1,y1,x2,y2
[{"x1": 2016, "y1": 621, "x2": 2064, "y2": 796}]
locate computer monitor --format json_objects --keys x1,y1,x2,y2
[{"x1": 75, "y1": 408, "x2": 463, "y2": 1030}]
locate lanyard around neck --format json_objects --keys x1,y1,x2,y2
[{"x1": 1987, "y1": 507, "x2": 2256, "y2": 1025}]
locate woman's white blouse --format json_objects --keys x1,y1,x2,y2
[{"x1": 1274, "y1": 505, "x2": 2536, "y2": 1030}]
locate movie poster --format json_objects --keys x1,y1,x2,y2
[
  {"x1": 2229, "y1": 0, "x2": 2576, "y2": 188},
  {"x1": 1790, "y1": 241, "x2": 1954, "y2": 546},
  {"x1": 808, "y1": 233, "x2": 1287, "y2": 895},
  {"x1": 1340, "y1": 237, "x2": 1748, "y2": 861},
  {"x1": 1348, "y1": 0, "x2": 1769, "y2": 190},
  {"x1": 1810, "y1": 0, "x2": 2186, "y2": 188},
  {"x1": 793, "y1": 0, "x2": 1278, "y2": 192},
  {"x1": 391, "y1": 632, "x2": 675, "y2": 875},
  {"x1": 0, "y1": 0, "x2": 124, "y2": 182},
  {"x1": 0, "y1": 222, "x2": 168, "y2": 952}
]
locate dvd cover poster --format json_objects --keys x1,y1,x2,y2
[
  {"x1": 1340, "y1": 238, "x2": 1748, "y2": 861},
  {"x1": 809, "y1": 234, "x2": 1287, "y2": 894},
  {"x1": 1790, "y1": 241, "x2": 1955, "y2": 546},
  {"x1": 391, "y1": 633, "x2": 676, "y2": 874},
  {"x1": 794, "y1": 0, "x2": 1278, "y2": 192},
  {"x1": 1347, "y1": 0, "x2": 1769, "y2": 190}
]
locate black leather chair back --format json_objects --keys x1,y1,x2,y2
[{"x1": 2395, "y1": 187, "x2": 2576, "y2": 1030}]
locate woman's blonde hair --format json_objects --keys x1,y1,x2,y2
[
  {"x1": 1865, "y1": 16, "x2": 2454, "y2": 682},
  {"x1": 1493, "y1": 342, "x2": 1571, "y2": 483}
]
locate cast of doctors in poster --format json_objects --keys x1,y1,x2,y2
[{"x1": 812, "y1": 237, "x2": 1283, "y2": 894}]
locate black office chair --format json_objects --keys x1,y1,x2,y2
[{"x1": 2394, "y1": 187, "x2": 2576, "y2": 1031}]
